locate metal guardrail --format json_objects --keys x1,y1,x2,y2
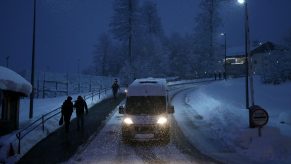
[{"x1": 15, "y1": 88, "x2": 109, "y2": 154}]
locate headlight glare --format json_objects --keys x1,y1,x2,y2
[
  {"x1": 124, "y1": 117, "x2": 133, "y2": 125},
  {"x1": 157, "y1": 117, "x2": 167, "y2": 124}
]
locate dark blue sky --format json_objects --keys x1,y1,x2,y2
[{"x1": 0, "y1": 0, "x2": 291, "y2": 74}]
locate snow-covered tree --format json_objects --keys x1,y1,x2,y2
[
  {"x1": 132, "y1": 0, "x2": 168, "y2": 78},
  {"x1": 282, "y1": 29, "x2": 291, "y2": 80},
  {"x1": 91, "y1": 33, "x2": 124, "y2": 76},
  {"x1": 164, "y1": 33, "x2": 194, "y2": 78},
  {"x1": 140, "y1": 0, "x2": 163, "y2": 37},
  {"x1": 93, "y1": 33, "x2": 112, "y2": 76},
  {"x1": 110, "y1": 0, "x2": 141, "y2": 80},
  {"x1": 192, "y1": 0, "x2": 225, "y2": 75}
]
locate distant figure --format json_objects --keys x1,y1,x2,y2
[
  {"x1": 218, "y1": 72, "x2": 221, "y2": 80},
  {"x1": 214, "y1": 73, "x2": 217, "y2": 80},
  {"x1": 112, "y1": 79, "x2": 120, "y2": 99},
  {"x1": 61, "y1": 96, "x2": 73, "y2": 133},
  {"x1": 74, "y1": 96, "x2": 88, "y2": 131}
]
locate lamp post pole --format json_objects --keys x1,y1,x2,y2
[
  {"x1": 244, "y1": 1, "x2": 249, "y2": 110},
  {"x1": 223, "y1": 33, "x2": 227, "y2": 80},
  {"x1": 239, "y1": 0, "x2": 254, "y2": 128},
  {"x1": 220, "y1": 33, "x2": 227, "y2": 80},
  {"x1": 29, "y1": 0, "x2": 36, "y2": 119},
  {"x1": 6, "y1": 56, "x2": 9, "y2": 68}
]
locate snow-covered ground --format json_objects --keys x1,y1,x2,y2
[
  {"x1": 1, "y1": 77, "x2": 291, "y2": 163},
  {"x1": 173, "y1": 77, "x2": 291, "y2": 163},
  {"x1": 68, "y1": 77, "x2": 291, "y2": 164},
  {"x1": 66, "y1": 106, "x2": 196, "y2": 164}
]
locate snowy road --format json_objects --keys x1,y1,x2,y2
[{"x1": 66, "y1": 82, "x2": 218, "y2": 164}]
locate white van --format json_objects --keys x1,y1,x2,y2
[{"x1": 119, "y1": 78, "x2": 174, "y2": 143}]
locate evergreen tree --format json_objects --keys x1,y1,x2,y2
[
  {"x1": 141, "y1": 0, "x2": 163, "y2": 37},
  {"x1": 193, "y1": 0, "x2": 225, "y2": 75},
  {"x1": 93, "y1": 33, "x2": 112, "y2": 76},
  {"x1": 165, "y1": 33, "x2": 193, "y2": 78},
  {"x1": 110, "y1": 0, "x2": 140, "y2": 80},
  {"x1": 134, "y1": 0, "x2": 167, "y2": 77}
]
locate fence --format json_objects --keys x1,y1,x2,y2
[
  {"x1": 20, "y1": 71, "x2": 117, "y2": 98},
  {"x1": 15, "y1": 87, "x2": 109, "y2": 154}
]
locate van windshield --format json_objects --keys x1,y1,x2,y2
[{"x1": 126, "y1": 96, "x2": 166, "y2": 115}]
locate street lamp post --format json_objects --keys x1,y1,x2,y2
[
  {"x1": 29, "y1": 0, "x2": 37, "y2": 119},
  {"x1": 220, "y1": 33, "x2": 227, "y2": 80},
  {"x1": 238, "y1": 0, "x2": 255, "y2": 128},
  {"x1": 77, "y1": 59, "x2": 80, "y2": 93},
  {"x1": 6, "y1": 56, "x2": 9, "y2": 68}
]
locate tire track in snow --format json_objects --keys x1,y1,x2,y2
[{"x1": 133, "y1": 144, "x2": 167, "y2": 164}]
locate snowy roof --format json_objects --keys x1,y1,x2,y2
[
  {"x1": 227, "y1": 41, "x2": 288, "y2": 57},
  {"x1": 0, "y1": 66, "x2": 32, "y2": 96},
  {"x1": 251, "y1": 41, "x2": 288, "y2": 54},
  {"x1": 127, "y1": 78, "x2": 167, "y2": 96}
]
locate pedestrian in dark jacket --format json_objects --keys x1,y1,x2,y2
[
  {"x1": 61, "y1": 96, "x2": 73, "y2": 133},
  {"x1": 218, "y1": 72, "x2": 222, "y2": 79},
  {"x1": 74, "y1": 96, "x2": 88, "y2": 131},
  {"x1": 112, "y1": 79, "x2": 120, "y2": 99}
]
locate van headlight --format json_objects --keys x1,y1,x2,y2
[
  {"x1": 157, "y1": 117, "x2": 167, "y2": 125},
  {"x1": 124, "y1": 117, "x2": 133, "y2": 125}
]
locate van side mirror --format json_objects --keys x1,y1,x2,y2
[
  {"x1": 119, "y1": 106, "x2": 125, "y2": 114},
  {"x1": 168, "y1": 105, "x2": 175, "y2": 114}
]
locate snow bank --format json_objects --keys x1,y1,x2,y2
[
  {"x1": 0, "y1": 66, "x2": 32, "y2": 96},
  {"x1": 278, "y1": 112, "x2": 291, "y2": 125},
  {"x1": 173, "y1": 77, "x2": 291, "y2": 163}
]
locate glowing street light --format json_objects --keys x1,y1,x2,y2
[{"x1": 238, "y1": 0, "x2": 245, "y2": 4}]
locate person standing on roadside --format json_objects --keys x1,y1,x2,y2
[
  {"x1": 111, "y1": 79, "x2": 120, "y2": 100},
  {"x1": 61, "y1": 96, "x2": 73, "y2": 133},
  {"x1": 74, "y1": 96, "x2": 88, "y2": 131}
]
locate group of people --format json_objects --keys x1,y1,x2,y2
[
  {"x1": 61, "y1": 95, "x2": 88, "y2": 133},
  {"x1": 214, "y1": 72, "x2": 226, "y2": 80},
  {"x1": 60, "y1": 79, "x2": 120, "y2": 133}
]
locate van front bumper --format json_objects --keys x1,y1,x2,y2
[{"x1": 121, "y1": 124, "x2": 170, "y2": 140}]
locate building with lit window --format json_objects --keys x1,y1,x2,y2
[{"x1": 225, "y1": 42, "x2": 288, "y2": 79}]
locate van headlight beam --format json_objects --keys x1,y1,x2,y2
[
  {"x1": 124, "y1": 117, "x2": 133, "y2": 125},
  {"x1": 157, "y1": 117, "x2": 167, "y2": 125}
]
